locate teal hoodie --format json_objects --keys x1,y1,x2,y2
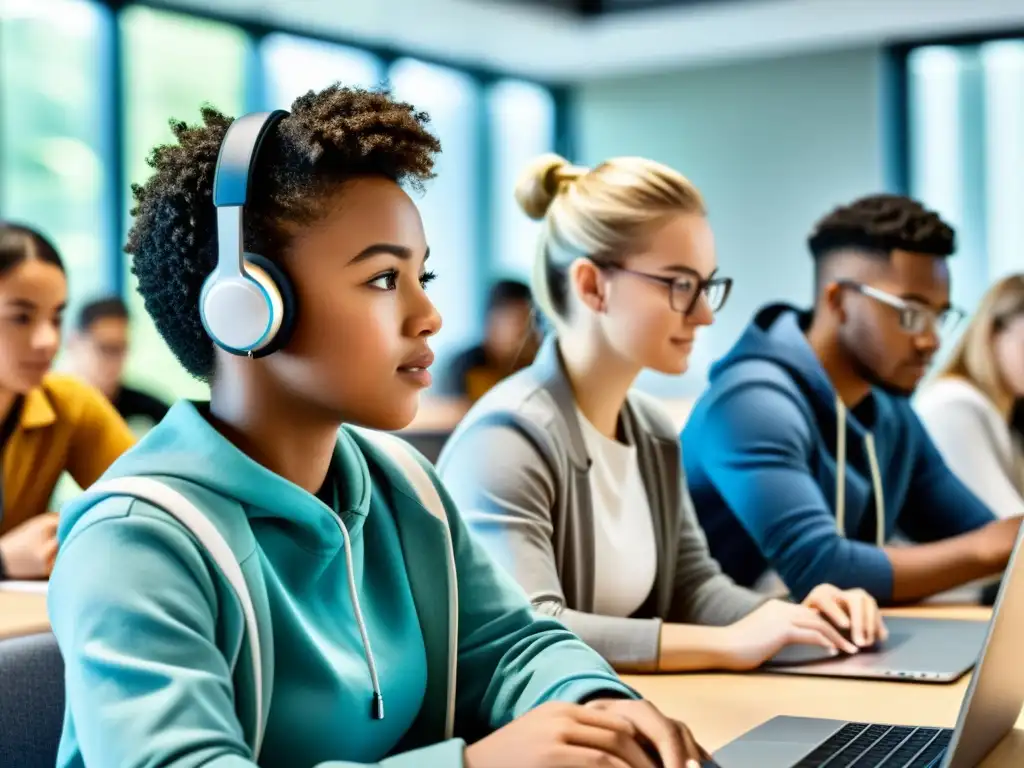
[{"x1": 49, "y1": 401, "x2": 637, "y2": 767}]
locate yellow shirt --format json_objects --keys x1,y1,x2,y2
[{"x1": 0, "y1": 373, "x2": 135, "y2": 535}]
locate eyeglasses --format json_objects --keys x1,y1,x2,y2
[
  {"x1": 600, "y1": 264, "x2": 733, "y2": 315},
  {"x1": 838, "y1": 280, "x2": 964, "y2": 335}
]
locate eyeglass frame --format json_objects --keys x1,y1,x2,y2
[
  {"x1": 836, "y1": 280, "x2": 965, "y2": 335},
  {"x1": 598, "y1": 263, "x2": 733, "y2": 316}
]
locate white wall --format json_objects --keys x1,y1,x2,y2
[{"x1": 573, "y1": 47, "x2": 888, "y2": 397}]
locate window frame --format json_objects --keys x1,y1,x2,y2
[{"x1": 887, "y1": 27, "x2": 1024, "y2": 198}]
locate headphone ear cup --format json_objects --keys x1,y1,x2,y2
[{"x1": 244, "y1": 253, "x2": 298, "y2": 358}]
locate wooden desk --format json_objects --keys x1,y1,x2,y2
[
  {"x1": 5, "y1": 597, "x2": 1021, "y2": 763},
  {"x1": 0, "y1": 590, "x2": 48, "y2": 639},
  {"x1": 624, "y1": 606, "x2": 1023, "y2": 766}
]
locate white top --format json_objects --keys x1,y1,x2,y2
[
  {"x1": 915, "y1": 377, "x2": 1024, "y2": 520},
  {"x1": 576, "y1": 408, "x2": 658, "y2": 618}
]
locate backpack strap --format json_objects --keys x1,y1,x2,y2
[
  {"x1": 83, "y1": 477, "x2": 266, "y2": 759},
  {"x1": 352, "y1": 428, "x2": 446, "y2": 522}
]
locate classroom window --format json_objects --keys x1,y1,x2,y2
[
  {"x1": 389, "y1": 58, "x2": 482, "y2": 366},
  {"x1": 261, "y1": 33, "x2": 384, "y2": 111},
  {"x1": 906, "y1": 39, "x2": 1024, "y2": 320},
  {"x1": 0, "y1": 2, "x2": 560, "y2": 402},
  {"x1": 120, "y1": 5, "x2": 251, "y2": 401},
  {"x1": 0, "y1": 0, "x2": 115, "y2": 321},
  {"x1": 488, "y1": 79, "x2": 556, "y2": 282}
]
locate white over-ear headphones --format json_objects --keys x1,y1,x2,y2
[{"x1": 200, "y1": 109, "x2": 297, "y2": 358}]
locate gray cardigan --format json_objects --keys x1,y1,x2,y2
[{"x1": 436, "y1": 339, "x2": 766, "y2": 671}]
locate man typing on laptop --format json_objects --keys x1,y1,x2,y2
[{"x1": 683, "y1": 194, "x2": 1021, "y2": 605}]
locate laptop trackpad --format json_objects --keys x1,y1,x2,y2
[
  {"x1": 762, "y1": 617, "x2": 987, "y2": 680},
  {"x1": 767, "y1": 631, "x2": 910, "y2": 666}
]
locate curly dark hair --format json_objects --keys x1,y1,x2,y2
[
  {"x1": 808, "y1": 194, "x2": 956, "y2": 261},
  {"x1": 125, "y1": 84, "x2": 441, "y2": 382}
]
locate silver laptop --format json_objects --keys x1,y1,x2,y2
[
  {"x1": 762, "y1": 615, "x2": 988, "y2": 683},
  {"x1": 713, "y1": 523, "x2": 1024, "y2": 768}
]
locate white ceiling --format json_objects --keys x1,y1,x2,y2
[{"x1": 165, "y1": 0, "x2": 1024, "y2": 81}]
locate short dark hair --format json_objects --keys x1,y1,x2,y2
[
  {"x1": 0, "y1": 223, "x2": 65, "y2": 277},
  {"x1": 125, "y1": 84, "x2": 440, "y2": 382},
  {"x1": 808, "y1": 194, "x2": 956, "y2": 261},
  {"x1": 487, "y1": 279, "x2": 532, "y2": 313},
  {"x1": 77, "y1": 296, "x2": 129, "y2": 331}
]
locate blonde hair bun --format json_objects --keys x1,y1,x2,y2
[{"x1": 515, "y1": 153, "x2": 586, "y2": 221}]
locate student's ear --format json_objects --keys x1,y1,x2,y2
[
  {"x1": 822, "y1": 282, "x2": 848, "y2": 325},
  {"x1": 569, "y1": 258, "x2": 607, "y2": 314}
]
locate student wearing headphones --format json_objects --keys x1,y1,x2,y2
[
  {"x1": 437, "y1": 154, "x2": 885, "y2": 675},
  {"x1": 0, "y1": 223, "x2": 134, "y2": 581},
  {"x1": 48, "y1": 87, "x2": 710, "y2": 768}
]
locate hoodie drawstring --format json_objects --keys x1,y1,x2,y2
[
  {"x1": 834, "y1": 398, "x2": 885, "y2": 547},
  {"x1": 335, "y1": 515, "x2": 385, "y2": 720}
]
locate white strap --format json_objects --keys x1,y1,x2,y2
[
  {"x1": 353, "y1": 428, "x2": 446, "y2": 522},
  {"x1": 85, "y1": 477, "x2": 266, "y2": 759}
]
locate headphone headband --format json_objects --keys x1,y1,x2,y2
[
  {"x1": 212, "y1": 110, "x2": 289, "y2": 208},
  {"x1": 201, "y1": 109, "x2": 296, "y2": 357}
]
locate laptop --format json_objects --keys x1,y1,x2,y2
[
  {"x1": 713, "y1": 523, "x2": 1024, "y2": 768},
  {"x1": 762, "y1": 615, "x2": 988, "y2": 683}
]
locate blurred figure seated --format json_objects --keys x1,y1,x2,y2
[
  {"x1": 65, "y1": 296, "x2": 170, "y2": 433},
  {"x1": 0, "y1": 224, "x2": 134, "y2": 582},
  {"x1": 917, "y1": 274, "x2": 1024, "y2": 519},
  {"x1": 437, "y1": 278, "x2": 539, "y2": 403}
]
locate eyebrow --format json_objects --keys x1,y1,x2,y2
[
  {"x1": 3, "y1": 299, "x2": 66, "y2": 313},
  {"x1": 661, "y1": 265, "x2": 718, "y2": 280},
  {"x1": 350, "y1": 244, "x2": 430, "y2": 264}
]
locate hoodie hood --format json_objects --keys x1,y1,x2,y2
[
  {"x1": 708, "y1": 303, "x2": 886, "y2": 546},
  {"x1": 710, "y1": 303, "x2": 840, "y2": 419},
  {"x1": 60, "y1": 400, "x2": 372, "y2": 552}
]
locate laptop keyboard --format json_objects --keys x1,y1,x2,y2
[{"x1": 793, "y1": 722, "x2": 953, "y2": 767}]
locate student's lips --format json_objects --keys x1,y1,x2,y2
[
  {"x1": 20, "y1": 361, "x2": 52, "y2": 377},
  {"x1": 397, "y1": 350, "x2": 434, "y2": 387}
]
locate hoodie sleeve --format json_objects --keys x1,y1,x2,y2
[
  {"x1": 690, "y1": 382, "x2": 895, "y2": 602},
  {"x1": 49, "y1": 500, "x2": 471, "y2": 768},
  {"x1": 897, "y1": 412, "x2": 997, "y2": 541}
]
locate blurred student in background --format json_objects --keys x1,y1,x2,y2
[
  {"x1": 917, "y1": 274, "x2": 1024, "y2": 519},
  {"x1": 438, "y1": 154, "x2": 884, "y2": 675},
  {"x1": 0, "y1": 223, "x2": 134, "y2": 581},
  {"x1": 438, "y1": 278, "x2": 538, "y2": 403},
  {"x1": 66, "y1": 296, "x2": 170, "y2": 431},
  {"x1": 683, "y1": 195, "x2": 1020, "y2": 606}
]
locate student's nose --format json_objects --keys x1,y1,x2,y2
[
  {"x1": 915, "y1": 320, "x2": 941, "y2": 354},
  {"x1": 33, "y1": 320, "x2": 60, "y2": 354},
  {"x1": 408, "y1": 284, "x2": 442, "y2": 338},
  {"x1": 687, "y1": 292, "x2": 716, "y2": 327}
]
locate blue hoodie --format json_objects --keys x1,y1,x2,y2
[
  {"x1": 49, "y1": 401, "x2": 637, "y2": 768},
  {"x1": 682, "y1": 305, "x2": 995, "y2": 603}
]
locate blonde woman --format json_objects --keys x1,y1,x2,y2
[
  {"x1": 917, "y1": 275, "x2": 1024, "y2": 519},
  {"x1": 437, "y1": 154, "x2": 886, "y2": 674}
]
